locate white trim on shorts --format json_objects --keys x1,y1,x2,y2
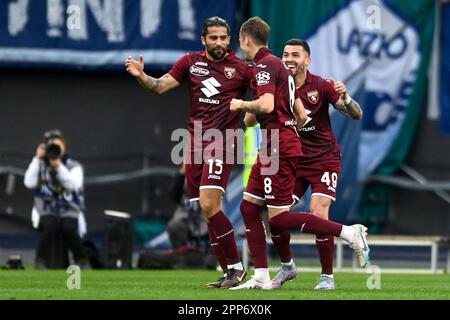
[
  {"x1": 266, "y1": 204, "x2": 292, "y2": 209},
  {"x1": 243, "y1": 192, "x2": 265, "y2": 201},
  {"x1": 199, "y1": 185, "x2": 226, "y2": 193},
  {"x1": 311, "y1": 193, "x2": 336, "y2": 202},
  {"x1": 266, "y1": 198, "x2": 296, "y2": 209}
]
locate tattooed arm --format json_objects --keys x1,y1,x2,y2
[
  {"x1": 125, "y1": 55, "x2": 180, "y2": 94},
  {"x1": 137, "y1": 73, "x2": 180, "y2": 94},
  {"x1": 334, "y1": 95, "x2": 363, "y2": 120},
  {"x1": 330, "y1": 78, "x2": 363, "y2": 120}
]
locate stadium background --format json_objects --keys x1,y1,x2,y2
[{"x1": 0, "y1": 0, "x2": 449, "y2": 269}]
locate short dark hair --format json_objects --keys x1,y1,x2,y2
[
  {"x1": 202, "y1": 16, "x2": 230, "y2": 37},
  {"x1": 240, "y1": 17, "x2": 270, "y2": 46},
  {"x1": 284, "y1": 38, "x2": 311, "y2": 56},
  {"x1": 43, "y1": 129, "x2": 65, "y2": 145}
]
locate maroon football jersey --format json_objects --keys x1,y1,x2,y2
[
  {"x1": 168, "y1": 50, "x2": 251, "y2": 151},
  {"x1": 297, "y1": 71, "x2": 341, "y2": 159},
  {"x1": 252, "y1": 47, "x2": 301, "y2": 159}
]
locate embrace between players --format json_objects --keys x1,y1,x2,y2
[{"x1": 125, "y1": 16, "x2": 369, "y2": 290}]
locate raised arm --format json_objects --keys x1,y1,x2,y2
[
  {"x1": 125, "y1": 55, "x2": 180, "y2": 94},
  {"x1": 330, "y1": 78, "x2": 363, "y2": 120},
  {"x1": 24, "y1": 144, "x2": 45, "y2": 189}
]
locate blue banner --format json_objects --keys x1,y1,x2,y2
[
  {"x1": 0, "y1": 0, "x2": 235, "y2": 70},
  {"x1": 440, "y1": 3, "x2": 450, "y2": 135},
  {"x1": 252, "y1": 0, "x2": 435, "y2": 225}
]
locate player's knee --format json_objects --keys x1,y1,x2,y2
[
  {"x1": 240, "y1": 200, "x2": 251, "y2": 215},
  {"x1": 268, "y1": 218, "x2": 279, "y2": 230},
  {"x1": 240, "y1": 199, "x2": 263, "y2": 224},
  {"x1": 199, "y1": 197, "x2": 220, "y2": 217},
  {"x1": 268, "y1": 211, "x2": 288, "y2": 229},
  {"x1": 310, "y1": 206, "x2": 329, "y2": 219}
]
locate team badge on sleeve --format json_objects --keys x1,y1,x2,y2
[
  {"x1": 224, "y1": 66, "x2": 236, "y2": 79},
  {"x1": 307, "y1": 90, "x2": 319, "y2": 104},
  {"x1": 255, "y1": 71, "x2": 271, "y2": 85}
]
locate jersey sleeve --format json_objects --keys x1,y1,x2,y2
[
  {"x1": 168, "y1": 54, "x2": 190, "y2": 83},
  {"x1": 323, "y1": 79, "x2": 341, "y2": 105},
  {"x1": 243, "y1": 64, "x2": 253, "y2": 86},
  {"x1": 254, "y1": 60, "x2": 277, "y2": 97}
]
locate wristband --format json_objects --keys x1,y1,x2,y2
[{"x1": 344, "y1": 94, "x2": 352, "y2": 104}]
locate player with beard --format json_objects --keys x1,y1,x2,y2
[{"x1": 125, "y1": 17, "x2": 251, "y2": 288}]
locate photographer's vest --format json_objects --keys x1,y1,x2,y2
[{"x1": 34, "y1": 158, "x2": 85, "y2": 218}]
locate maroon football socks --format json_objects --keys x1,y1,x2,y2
[
  {"x1": 270, "y1": 226, "x2": 292, "y2": 263},
  {"x1": 207, "y1": 222, "x2": 228, "y2": 273},
  {"x1": 269, "y1": 211, "x2": 343, "y2": 238},
  {"x1": 240, "y1": 200, "x2": 268, "y2": 268},
  {"x1": 208, "y1": 210, "x2": 240, "y2": 265},
  {"x1": 316, "y1": 234, "x2": 334, "y2": 275}
]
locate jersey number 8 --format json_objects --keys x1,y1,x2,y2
[{"x1": 288, "y1": 75, "x2": 296, "y2": 115}]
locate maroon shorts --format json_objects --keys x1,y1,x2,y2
[
  {"x1": 184, "y1": 152, "x2": 235, "y2": 201},
  {"x1": 244, "y1": 155, "x2": 297, "y2": 208},
  {"x1": 294, "y1": 154, "x2": 341, "y2": 202}
]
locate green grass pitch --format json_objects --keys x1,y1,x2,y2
[{"x1": 0, "y1": 270, "x2": 449, "y2": 300}]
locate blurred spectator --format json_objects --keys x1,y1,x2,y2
[
  {"x1": 166, "y1": 165, "x2": 208, "y2": 250},
  {"x1": 24, "y1": 129, "x2": 87, "y2": 269}
]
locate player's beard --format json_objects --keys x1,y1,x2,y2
[
  {"x1": 207, "y1": 45, "x2": 227, "y2": 61},
  {"x1": 296, "y1": 63, "x2": 307, "y2": 77}
]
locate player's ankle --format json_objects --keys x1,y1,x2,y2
[
  {"x1": 339, "y1": 225, "x2": 356, "y2": 242},
  {"x1": 227, "y1": 262, "x2": 243, "y2": 271},
  {"x1": 281, "y1": 259, "x2": 294, "y2": 267},
  {"x1": 254, "y1": 268, "x2": 270, "y2": 282}
]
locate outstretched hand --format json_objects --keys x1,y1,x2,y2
[{"x1": 125, "y1": 55, "x2": 145, "y2": 79}]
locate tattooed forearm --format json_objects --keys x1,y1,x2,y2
[
  {"x1": 138, "y1": 74, "x2": 174, "y2": 94},
  {"x1": 334, "y1": 98, "x2": 363, "y2": 120},
  {"x1": 241, "y1": 100, "x2": 263, "y2": 114},
  {"x1": 137, "y1": 74, "x2": 160, "y2": 93}
]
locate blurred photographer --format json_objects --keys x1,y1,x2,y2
[
  {"x1": 24, "y1": 129, "x2": 87, "y2": 269},
  {"x1": 167, "y1": 164, "x2": 208, "y2": 250}
]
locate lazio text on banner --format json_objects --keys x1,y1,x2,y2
[
  {"x1": 306, "y1": 0, "x2": 421, "y2": 180},
  {"x1": 250, "y1": 0, "x2": 434, "y2": 224}
]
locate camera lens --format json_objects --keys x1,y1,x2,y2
[{"x1": 45, "y1": 144, "x2": 62, "y2": 160}]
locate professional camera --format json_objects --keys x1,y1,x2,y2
[{"x1": 45, "y1": 143, "x2": 62, "y2": 160}]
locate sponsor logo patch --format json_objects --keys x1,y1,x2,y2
[
  {"x1": 195, "y1": 61, "x2": 208, "y2": 66},
  {"x1": 190, "y1": 65, "x2": 210, "y2": 76},
  {"x1": 255, "y1": 71, "x2": 271, "y2": 85},
  {"x1": 199, "y1": 97, "x2": 220, "y2": 104},
  {"x1": 284, "y1": 119, "x2": 297, "y2": 126},
  {"x1": 299, "y1": 125, "x2": 316, "y2": 132},
  {"x1": 201, "y1": 77, "x2": 221, "y2": 97}
]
